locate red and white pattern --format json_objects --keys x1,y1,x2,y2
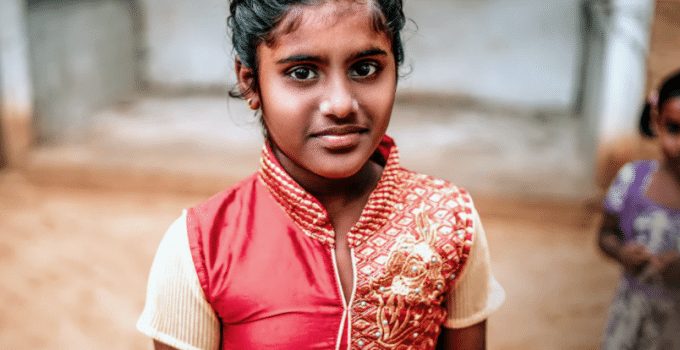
[{"x1": 258, "y1": 138, "x2": 474, "y2": 349}]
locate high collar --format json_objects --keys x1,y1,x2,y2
[{"x1": 258, "y1": 135, "x2": 404, "y2": 247}]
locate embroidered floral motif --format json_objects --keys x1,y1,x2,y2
[
  {"x1": 351, "y1": 180, "x2": 474, "y2": 350},
  {"x1": 369, "y1": 209, "x2": 448, "y2": 347}
]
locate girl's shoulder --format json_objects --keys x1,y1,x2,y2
[
  {"x1": 389, "y1": 169, "x2": 479, "y2": 283},
  {"x1": 394, "y1": 168, "x2": 477, "y2": 233},
  {"x1": 188, "y1": 173, "x2": 261, "y2": 224},
  {"x1": 398, "y1": 168, "x2": 474, "y2": 208},
  {"x1": 609, "y1": 159, "x2": 658, "y2": 189},
  {"x1": 629, "y1": 159, "x2": 658, "y2": 175},
  {"x1": 604, "y1": 159, "x2": 658, "y2": 215}
]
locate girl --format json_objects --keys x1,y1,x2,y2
[
  {"x1": 137, "y1": 1, "x2": 504, "y2": 349},
  {"x1": 599, "y1": 70, "x2": 680, "y2": 349}
]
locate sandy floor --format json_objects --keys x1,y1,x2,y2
[{"x1": 0, "y1": 170, "x2": 619, "y2": 349}]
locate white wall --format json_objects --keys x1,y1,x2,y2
[
  {"x1": 596, "y1": 0, "x2": 654, "y2": 142},
  {"x1": 139, "y1": 0, "x2": 582, "y2": 110},
  {"x1": 28, "y1": 0, "x2": 137, "y2": 140},
  {"x1": 579, "y1": 0, "x2": 654, "y2": 145},
  {"x1": 140, "y1": 0, "x2": 231, "y2": 90},
  {"x1": 402, "y1": 0, "x2": 582, "y2": 110},
  {"x1": 1, "y1": 0, "x2": 34, "y2": 164}
]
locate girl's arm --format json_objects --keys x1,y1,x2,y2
[
  {"x1": 137, "y1": 213, "x2": 221, "y2": 350},
  {"x1": 597, "y1": 213, "x2": 625, "y2": 259},
  {"x1": 154, "y1": 340, "x2": 179, "y2": 350},
  {"x1": 436, "y1": 321, "x2": 486, "y2": 350},
  {"x1": 438, "y1": 208, "x2": 502, "y2": 349},
  {"x1": 598, "y1": 213, "x2": 651, "y2": 274}
]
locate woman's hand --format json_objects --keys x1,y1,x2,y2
[
  {"x1": 617, "y1": 242, "x2": 653, "y2": 274},
  {"x1": 598, "y1": 213, "x2": 652, "y2": 274},
  {"x1": 650, "y1": 251, "x2": 680, "y2": 287}
]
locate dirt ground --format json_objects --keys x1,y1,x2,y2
[{"x1": 0, "y1": 170, "x2": 619, "y2": 349}]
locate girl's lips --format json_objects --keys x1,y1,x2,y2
[
  {"x1": 316, "y1": 133, "x2": 363, "y2": 150},
  {"x1": 311, "y1": 125, "x2": 368, "y2": 150}
]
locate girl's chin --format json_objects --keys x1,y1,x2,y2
[
  {"x1": 312, "y1": 166, "x2": 365, "y2": 180},
  {"x1": 309, "y1": 157, "x2": 369, "y2": 180}
]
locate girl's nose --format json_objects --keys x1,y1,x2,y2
[
  {"x1": 665, "y1": 136, "x2": 680, "y2": 159},
  {"x1": 673, "y1": 137, "x2": 680, "y2": 155},
  {"x1": 320, "y1": 75, "x2": 356, "y2": 118}
]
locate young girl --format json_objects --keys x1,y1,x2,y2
[
  {"x1": 599, "y1": 70, "x2": 680, "y2": 349},
  {"x1": 137, "y1": 1, "x2": 504, "y2": 349}
]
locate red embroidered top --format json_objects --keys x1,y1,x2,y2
[{"x1": 137, "y1": 136, "x2": 504, "y2": 350}]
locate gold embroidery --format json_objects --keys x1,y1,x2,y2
[
  {"x1": 258, "y1": 140, "x2": 402, "y2": 248},
  {"x1": 368, "y1": 208, "x2": 447, "y2": 347}
]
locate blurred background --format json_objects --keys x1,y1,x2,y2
[{"x1": 0, "y1": 0, "x2": 678, "y2": 348}]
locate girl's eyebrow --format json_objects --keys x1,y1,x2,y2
[
  {"x1": 275, "y1": 48, "x2": 388, "y2": 65},
  {"x1": 276, "y1": 54, "x2": 322, "y2": 64},
  {"x1": 351, "y1": 48, "x2": 388, "y2": 60}
]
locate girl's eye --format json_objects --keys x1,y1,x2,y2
[
  {"x1": 287, "y1": 67, "x2": 318, "y2": 81},
  {"x1": 349, "y1": 62, "x2": 379, "y2": 78},
  {"x1": 665, "y1": 122, "x2": 680, "y2": 135}
]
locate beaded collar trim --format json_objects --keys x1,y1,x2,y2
[{"x1": 258, "y1": 136, "x2": 404, "y2": 247}]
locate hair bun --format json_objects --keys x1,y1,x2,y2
[{"x1": 639, "y1": 102, "x2": 655, "y2": 138}]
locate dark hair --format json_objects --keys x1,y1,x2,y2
[
  {"x1": 227, "y1": 0, "x2": 406, "y2": 98},
  {"x1": 640, "y1": 69, "x2": 680, "y2": 138}
]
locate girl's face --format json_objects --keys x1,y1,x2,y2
[
  {"x1": 244, "y1": 1, "x2": 396, "y2": 179},
  {"x1": 657, "y1": 97, "x2": 680, "y2": 169}
]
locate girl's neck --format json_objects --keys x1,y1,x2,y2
[
  {"x1": 271, "y1": 144, "x2": 383, "y2": 210},
  {"x1": 647, "y1": 159, "x2": 680, "y2": 210},
  {"x1": 660, "y1": 159, "x2": 680, "y2": 183}
]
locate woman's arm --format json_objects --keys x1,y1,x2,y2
[
  {"x1": 436, "y1": 321, "x2": 486, "y2": 350},
  {"x1": 598, "y1": 213, "x2": 651, "y2": 274}
]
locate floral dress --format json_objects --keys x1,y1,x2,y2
[{"x1": 602, "y1": 160, "x2": 680, "y2": 350}]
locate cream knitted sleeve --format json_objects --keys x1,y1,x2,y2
[
  {"x1": 443, "y1": 208, "x2": 505, "y2": 329},
  {"x1": 137, "y1": 210, "x2": 221, "y2": 350}
]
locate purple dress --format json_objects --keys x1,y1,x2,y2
[{"x1": 602, "y1": 160, "x2": 680, "y2": 350}]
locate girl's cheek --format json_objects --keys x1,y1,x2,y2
[
  {"x1": 267, "y1": 79, "x2": 314, "y2": 111},
  {"x1": 661, "y1": 137, "x2": 680, "y2": 159},
  {"x1": 359, "y1": 77, "x2": 395, "y2": 109}
]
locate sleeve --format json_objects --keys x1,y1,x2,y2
[
  {"x1": 603, "y1": 162, "x2": 635, "y2": 215},
  {"x1": 136, "y1": 210, "x2": 221, "y2": 350},
  {"x1": 443, "y1": 208, "x2": 505, "y2": 329}
]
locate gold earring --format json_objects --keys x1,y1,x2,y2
[{"x1": 248, "y1": 98, "x2": 260, "y2": 110}]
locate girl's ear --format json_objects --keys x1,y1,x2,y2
[
  {"x1": 235, "y1": 58, "x2": 260, "y2": 110},
  {"x1": 651, "y1": 102, "x2": 663, "y2": 136}
]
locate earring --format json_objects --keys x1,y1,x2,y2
[{"x1": 247, "y1": 98, "x2": 259, "y2": 110}]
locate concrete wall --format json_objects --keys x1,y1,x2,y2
[
  {"x1": 139, "y1": 0, "x2": 582, "y2": 111},
  {"x1": 27, "y1": 0, "x2": 137, "y2": 141},
  {"x1": 595, "y1": 0, "x2": 654, "y2": 142},
  {"x1": 401, "y1": 0, "x2": 582, "y2": 111},
  {"x1": 140, "y1": 0, "x2": 230, "y2": 91},
  {"x1": 1, "y1": 0, "x2": 34, "y2": 165},
  {"x1": 580, "y1": 0, "x2": 655, "y2": 132},
  {"x1": 578, "y1": 0, "x2": 655, "y2": 189}
]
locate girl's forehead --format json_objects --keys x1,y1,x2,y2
[
  {"x1": 268, "y1": 1, "x2": 379, "y2": 45},
  {"x1": 661, "y1": 98, "x2": 680, "y2": 120}
]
